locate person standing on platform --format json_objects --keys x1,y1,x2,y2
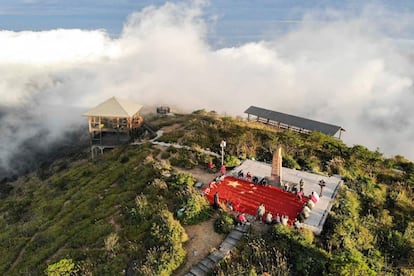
[
  {"x1": 213, "y1": 192, "x2": 220, "y2": 209},
  {"x1": 226, "y1": 200, "x2": 233, "y2": 211},
  {"x1": 273, "y1": 213, "x2": 281, "y2": 224},
  {"x1": 266, "y1": 212, "x2": 273, "y2": 224},
  {"x1": 246, "y1": 172, "x2": 252, "y2": 181},
  {"x1": 220, "y1": 165, "x2": 226, "y2": 176},
  {"x1": 281, "y1": 215, "x2": 289, "y2": 225},
  {"x1": 293, "y1": 218, "x2": 301, "y2": 230},
  {"x1": 233, "y1": 198, "x2": 241, "y2": 212},
  {"x1": 256, "y1": 203, "x2": 265, "y2": 223},
  {"x1": 318, "y1": 179, "x2": 326, "y2": 197},
  {"x1": 237, "y1": 213, "x2": 247, "y2": 225},
  {"x1": 207, "y1": 161, "x2": 215, "y2": 173},
  {"x1": 299, "y1": 179, "x2": 304, "y2": 192},
  {"x1": 297, "y1": 190, "x2": 304, "y2": 201}
]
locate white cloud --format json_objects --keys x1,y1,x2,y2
[
  {"x1": 0, "y1": 0, "x2": 413, "y2": 171},
  {"x1": 0, "y1": 29, "x2": 121, "y2": 65}
]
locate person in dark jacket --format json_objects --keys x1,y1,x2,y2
[{"x1": 213, "y1": 192, "x2": 220, "y2": 209}]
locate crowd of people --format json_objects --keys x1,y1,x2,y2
[
  {"x1": 254, "y1": 202, "x2": 296, "y2": 227},
  {"x1": 213, "y1": 197, "x2": 309, "y2": 230},
  {"x1": 230, "y1": 188, "x2": 320, "y2": 229},
  {"x1": 229, "y1": 201, "x2": 305, "y2": 230},
  {"x1": 237, "y1": 169, "x2": 268, "y2": 185}
]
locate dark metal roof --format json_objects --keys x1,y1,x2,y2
[{"x1": 245, "y1": 106, "x2": 345, "y2": 136}]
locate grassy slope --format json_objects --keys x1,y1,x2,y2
[{"x1": 0, "y1": 144, "x2": 159, "y2": 274}]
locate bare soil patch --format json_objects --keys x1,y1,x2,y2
[
  {"x1": 174, "y1": 214, "x2": 224, "y2": 275},
  {"x1": 176, "y1": 167, "x2": 220, "y2": 187}
]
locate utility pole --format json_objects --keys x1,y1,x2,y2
[{"x1": 220, "y1": 140, "x2": 226, "y2": 166}]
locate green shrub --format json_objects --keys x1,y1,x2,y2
[
  {"x1": 297, "y1": 155, "x2": 321, "y2": 172},
  {"x1": 136, "y1": 209, "x2": 187, "y2": 275},
  {"x1": 168, "y1": 172, "x2": 195, "y2": 192},
  {"x1": 150, "y1": 178, "x2": 168, "y2": 192},
  {"x1": 214, "y1": 237, "x2": 290, "y2": 275},
  {"x1": 160, "y1": 151, "x2": 171, "y2": 159},
  {"x1": 4, "y1": 199, "x2": 31, "y2": 223},
  {"x1": 299, "y1": 228, "x2": 315, "y2": 244},
  {"x1": 37, "y1": 164, "x2": 51, "y2": 181},
  {"x1": 170, "y1": 149, "x2": 197, "y2": 169},
  {"x1": 0, "y1": 183, "x2": 13, "y2": 199},
  {"x1": 166, "y1": 146, "x2": 177, "y2": 153},
  {"x1": 256, "y1": 148, "x2": 273, "y2": 163},
  {"x1": 53, "y1": 177, "x2": 70, "y2": 191},
  {"x1": 67, "y1": 221, "x2": 112, "y2": 248},
  {"x1": 157, "y1": 130, "x2": 185, "y2": 143},
  {"x1": 81, "y1": 169, "x2": 93, "y2": 177},
  {"x1": 330, "y1": 251, "x2": 376, "y2": 276},
  {"x1": 104, "y1": 232, "x2": 119, "y2": 256},
  {"x1": 127, "y1": 194, "x2": 151, "y2": 223},
  {"x1": 46, "y1": 258, "x2": 78, "y2": 276},
  {"x1": 192, "y1": 109, "x2": 207, "y2": 115},
  {"x1": 179, "y1": 189, "x2": 211, "y2": 225},
  {"x1": 225, "y1": 155, "x2": 241, "y2": 167},
  {"x1": 214, "y1": 212, "x2": 234, "y2": 234},
  {"x1": 119, "y1": 155, "x2": 129, "y2": 164},
  {"x1": 282, "y1": 154, "x2": 300, "y2": 169},
  {"x1": 269, "y1": 223, "x2": 329, "y2": 274}
]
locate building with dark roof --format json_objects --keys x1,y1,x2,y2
[{"x1": 244, "y1": 106, "x2": 345, "y2": 138}]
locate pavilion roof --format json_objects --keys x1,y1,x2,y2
[
  {"x1": 82, "y1": 97, "x2": 143, "y2": 118},
  {"x1": 245, "y1": 106, "x2": 345, "y2": 136}
]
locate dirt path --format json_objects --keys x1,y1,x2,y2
[
  {"x1": 174, "y1": 215, "x2": 225, "y2": 275},
  {"x1": 171, "y1": 167, "x2": 224, "y2": 275},
  {"x1": 8, "y1": 231, "x2": 39, "y2": 273},
  {"x1": 176, "y1": 167, "x2": 220, "y2": 187}
]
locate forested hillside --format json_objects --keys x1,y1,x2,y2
[{"x1": 0, "y1": 111, "x2": 412, "y2": 275}]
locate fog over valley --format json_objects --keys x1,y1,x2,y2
[{"x1": 1, "y1": 1, "x2": 413, "y2": 177}]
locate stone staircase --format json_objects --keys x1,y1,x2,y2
[{"x1": 185, "y1": 223, "x2": 250, "y2": 276}]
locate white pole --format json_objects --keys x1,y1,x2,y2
[{"x1": 220, "y1": 140, "x2": 226, "y2": 167}]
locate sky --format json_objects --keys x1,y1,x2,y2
[{"x1": 0, "y1": 0, "x2": 414, "y2": 172}]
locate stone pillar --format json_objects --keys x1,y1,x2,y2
[{"x1": 270, "y1": 146, "x2": 282, "y2": 186}]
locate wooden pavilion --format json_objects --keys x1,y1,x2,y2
[{"x1": 82, "y1": 97, "x2": 144, "y2": 158}]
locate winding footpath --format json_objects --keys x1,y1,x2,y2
[{"x1": 132, "y1": 130, "x2": 220, "y2": 158}]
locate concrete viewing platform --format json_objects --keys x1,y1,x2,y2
[{"x1": 231, "y1": 159, "x2": 343, "y2": 235}]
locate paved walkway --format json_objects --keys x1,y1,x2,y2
[
  {"x1": 185, "y1": 223, "x2": 250, "y2": 276},
  {"x1": 132, "y1": 130, "x2": 220, "y2": 158}
]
